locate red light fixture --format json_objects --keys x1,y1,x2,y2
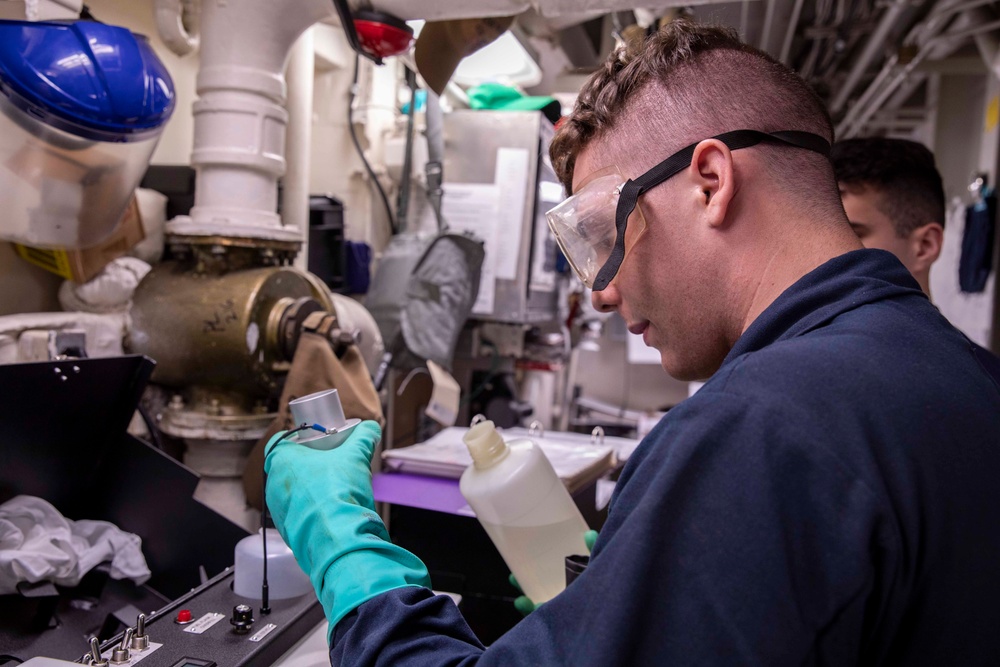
[{"x1": 353, "y1": 10, "x2": 414, "y2": 60}]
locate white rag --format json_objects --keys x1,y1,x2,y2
[{"x1": 0, "y1": 495, "x2": 151, "y2": 594}]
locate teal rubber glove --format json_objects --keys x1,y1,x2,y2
[
  {"x1": 264, "y1": 420, "x2": 431, "y2": 631},
  {"x1": 510, "y1": 528, "x2": 599, "y2": 615}
]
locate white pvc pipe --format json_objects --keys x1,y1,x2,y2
[
  {"x1": 154, "y1": 0, "x2": 199, "y2": 57},
  {"x1": 167, "y1": 0, "x2": 333, "y2": 242},
  {"x1": 286, "y1": 28, "x2": 315, "y2": 270}
]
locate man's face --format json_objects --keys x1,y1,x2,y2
[
  {"x1": 579, "y1": 143, "x2": 729, "y2": 380},
  {"x1": 839, "y1": 184, "x2": 917, "y2": 272}
]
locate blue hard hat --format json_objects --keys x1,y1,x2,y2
[{"x1": 0, "y1": 19, "x2": 175, "y2": 142}]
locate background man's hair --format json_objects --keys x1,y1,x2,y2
[
  {"x1": 831, "y1": 137, "x2": 946, "y2": 237},
  {"x1": 550, "y1": 18, "x2": 840, "y2": 218}
]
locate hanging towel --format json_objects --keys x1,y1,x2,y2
[{"x1": 959, "y1": 191, "x2": 996, "y2": 293}]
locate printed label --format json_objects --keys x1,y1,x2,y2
[
  {"x1": 183, "y1": 612, "x2": 226, "y2": 634},
  {"x1": 248, "y1": 623, "x2": 278, "y2": 642}
]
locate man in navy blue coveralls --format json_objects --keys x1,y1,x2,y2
[
  {"x1": 831, "y1": 136, "x2": 1000, "y2": 382},
  {"x1": 264, "y1": 19, "x2": 1000, "y2": 666}
]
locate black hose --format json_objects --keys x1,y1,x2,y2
[
  {"x1": 348, "y1": 54, "x2": 398, "y2": 236},
  {"x1": 396, "y1": 67, "x2": 419, "y2": 233}
]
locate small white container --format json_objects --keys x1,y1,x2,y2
[
  {"x1": 233, "y1": 529, "x2": 313, "y2": 600},
  {"x1": 460, "y1": 420, "x2": 590, "y2": 603}
]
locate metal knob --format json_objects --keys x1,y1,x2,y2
[
  {"x1": 131, "y1": 612, "x2": 150, "y2": 651},
  {"x1": 87, "y1": 637, "x2": 109, "y2": 667},
  {"x1": 109, "y1": 628, "x2": 133, "y2": 664},
  {"x1": 231, "y1": 603, "x2": 254, "y2": 634}
]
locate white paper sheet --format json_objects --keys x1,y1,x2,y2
[
  {"x1": 442, "y1": 182, "x2": 500, "y2": 315},
  {"x1": 424, "y1": 360, "x2": 461, "y2": 427},
  {"x1": 494, "y1": 147, "x2": 531, "y2": 280}
]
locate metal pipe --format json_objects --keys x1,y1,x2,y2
[
  {"x1": 829, "y1": 0, "x2": 910, "y2": 113},
  {"x1": 424, "y1": 89, "x2": 446, "y2": 230},
  {"x1": 939, "y1": 17, "x2": 1000, "y2": 44},
  {"x1": 799, "y1": 39, "x2": 822, "y2": 79},
  {"x1": 836, "y1": 0, "x2": 979, "y2": 136},
  {"x1": 843, "y1": 14, "x2": 1000, "y2": 136},
  {"x1": 836, "y1": 53, "x2": 898, "y2": 136},
  {"x1": 779, "y1": 0, "x2": 806, "y2": 65},
  {"x1": 759, "y1": 0, "x2": 778, "y2": 54},
  {"x1": 740, "y1": 0, "x2": 752, "y2": 42},
  {"x1": 973, "y1": 26, "x2": 1000, "y2": 79},
  {"x1": 927, "y1": 0, "x2": 1000, "y2": 21}
]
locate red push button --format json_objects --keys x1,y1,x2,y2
[{"x1": 175, "y1": 609, "x2": 193, "y2": 624}]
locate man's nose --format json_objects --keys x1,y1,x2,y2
[{"x1": 591, "y1": 283, "x2": 620, "y2": 313}]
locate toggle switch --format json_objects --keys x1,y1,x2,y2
[
  {"x1": 131, "y1": 612, "x2": 150, "y2": 651},
  {"x1": 109, "y1": 628, "x2": 133, "y2": 664},
  {"x1": 87, "y1": 637, "x2": 109, "y2": 667}
]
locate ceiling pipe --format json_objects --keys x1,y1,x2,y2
[
  {"x1": 842, "y1": 13, "x2": 1000, "y2": 137},
  {"x1": 973, "y1": 15, "x2": 1000, "y2": 80},
  {"x1": 837, "y1": 54, "x2": 898, "y2": 136},
  {"x1": 779, "y1": 0, "x2": 806, "y2": 65},
  {"x1": 829, "y1": 0, "x2": 909, "y2": 114},
  {"x1": 836, "y1": 0, "x2": 978, "y2": 135},
  {"x1": 759, "y1": 0, "x2": 778, "y2": 54},
  {"x1": 739, "y1": 0, "x2": 751, "y2": 42}
]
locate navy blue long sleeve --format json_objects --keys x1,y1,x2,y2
[{"x1": 331, "y1": 249, "x2": 1000, "y2": 666}]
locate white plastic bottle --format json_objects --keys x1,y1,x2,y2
[
  {"x1": 460, "y1": 420, "x2": 590, "y2": 603},
  {"x1": 233, "y1": 529, "x2": 313, "y2": 600}
]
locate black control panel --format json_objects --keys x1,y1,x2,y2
[{"x1": 95, "y1": 568, "x2": 324, "y2": 667}]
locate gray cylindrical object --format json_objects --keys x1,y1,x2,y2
[{"x1": 289, "y1": 388, "x2": 347, "y2": 430}]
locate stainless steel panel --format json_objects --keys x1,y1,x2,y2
[{"x1": 443, "y1": 110, "x2": 559, "y2": 324}]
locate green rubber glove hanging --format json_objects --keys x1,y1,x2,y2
[
  {"x1": 510, "y1": 529, "x2": 599, "y2": 615},
  {"x1": 264, "y1": 420, "x2": 431, "y2": 631}
]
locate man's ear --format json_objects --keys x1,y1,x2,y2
[
  {"x1": 911, "y1": 222, "x2": 944, "y2": 272},
  {"x1": 688, "y1": 139, "x2": 736, "y2": 228}
]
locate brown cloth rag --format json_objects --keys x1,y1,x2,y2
[{"x1": 242, "y1": 313, "x2": 384, "y2": 510}]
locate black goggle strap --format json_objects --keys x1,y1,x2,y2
[{"x1": 590, "y1": 129, "x2": 831, "y2": 291}]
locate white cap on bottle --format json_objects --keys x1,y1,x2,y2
[{"x1": 463, "y1": 420, "x2": 509, "y2": 469}]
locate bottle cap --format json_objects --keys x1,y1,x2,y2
[{"x1": 463, "y1": 420, "x2": 508, "y2": 469}]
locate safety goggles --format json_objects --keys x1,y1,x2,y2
[{"x1": 546, "y1": 129, "x2": 832, "y2": 291}]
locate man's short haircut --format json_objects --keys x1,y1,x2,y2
[
  {"x1": 550, "y1": 19, "x2": 840, "y2": 217},
  {"x1": 831, "y1": 138, "x2": 946, "y2": 237}
]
